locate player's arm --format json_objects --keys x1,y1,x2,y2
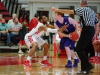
[
  {"x1": 38, "y1": 26, "x2": 58, "y2": 33},
  {"x1": 46, "y1": 24, "x2": 55, "y2": 29},
  {"x1": 54, "y1": 23, "x2": 70, "y2": 38},
  {"x1": 51, "y1": 7, "x2": 74, "y2": 14},
  {"x1": 38, "y1": 24, "x2": 68, "y2": 33},
  {"x1": 58, "y1": 30, "x2": 70, "y2": 38},
  {"x1": 68, "y1": 17, "x2": 80, "y2": 32}
]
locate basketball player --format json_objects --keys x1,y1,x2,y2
[
  {"x1": 24, "y1": 15, "x2": 67, "y2": 67},
  {"x1": 54, "y1": 12, "x2": 80, "y2": 68},
  {"x1": 91, "y1": 25, "x2": 100, "y2": 63}
]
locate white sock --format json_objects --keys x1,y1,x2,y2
[
  {"x1": 68, "y1": 57, "x2": 71, "y2": 61},
  {"x1": 74, "y1": 56, "x2": 77, "y2": 59},
  {"x1": 43, "y1": 56, "x2": 47, "y2": 60},
  {"x1": 27, "y1": 56, "x2": 31, "y2": 60},
  {"x1": 95, "y1": 52, "x2": 98, "y2": 56}
]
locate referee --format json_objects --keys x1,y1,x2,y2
[{"x1": 51, "y1": 0, "x2": 99, "y2": 74}]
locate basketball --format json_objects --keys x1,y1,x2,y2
[{"x1": 70, "y1": 31, "x2": 79, "y2": 41}]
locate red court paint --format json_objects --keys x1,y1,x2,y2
[{"x1": 0, "y1": 56, "x2": 38, "y2": 66}]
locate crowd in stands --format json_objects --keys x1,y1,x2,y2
[
  {"x1": 0, "y1": 12, "x2": 100, "y2": 55},
  {"x1": 0, "y1": 12, "x2": 56, "y2": 53}
]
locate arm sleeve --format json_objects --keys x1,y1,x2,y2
[
  {"x1": 47, "y1": 28, "x2": 58, "y2": 33},
  {"x1": 74, "y1": 7, "x2": 84, "y2": 16}
]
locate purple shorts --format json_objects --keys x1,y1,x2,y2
[{"x1": 60, "y1": 37, "x2": 75, "y2": 50}]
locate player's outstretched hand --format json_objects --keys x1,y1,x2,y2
[{"x1": 51, "y1": 7, "x2": 57, "y2": 11}]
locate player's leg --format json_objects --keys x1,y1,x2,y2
[
  {"x1": 65, "y1": 46, "x2": 72, "y2": 68},
  {"x1": 92, "y1": 41, "x2": 98, "y2": 57},
  {"x1": 24, "y1": 36, "x2": 38, "y2": 67},
  {"x1": 63, "y1": 38, "x2": 72, "y2": 68},
  {"x1": 18, "y1": 40, "x2": 24, "y2": 53},
  {"x1": 70, "y1": 41, "x2": 79, "y2": 67},
  {"x1": 37, "y1": 37, "x2": 52, "y2": 66},
  {"x1": 98, "y1": 42, "x2": 100, "y2": 58}
]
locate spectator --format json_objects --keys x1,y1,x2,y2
[
  {"x1": 19, "y1": 13, "x2": 29, "y2": 27},
  {"x1": 49, "y1": 17, "x2": 55, "y2": 44},
  {"x1": 9, "y1": 18, "x2": 22, "y2": 45},
  {"x1": 7, "y1": 13, "x2": 17, "y2": 26},
  {"x1": 19, "y1": 13, "x2": 29, "y2": 32},
  {"x1": 18, "y1": 22, "x2": 29, "y2": 53},
  {"x1": 29, "y1": 13, "x2": 39, "y2": 31},
  {"x1": 0, "y1": 19, "x2": 11, "y2": 46}
]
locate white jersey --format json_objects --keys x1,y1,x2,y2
[
  {"x1": 25, "y1": 23, "x2": 45, "y2": 38},
  {"x1": 24, "y1": 23, "x2": 45, "y2": 48}
]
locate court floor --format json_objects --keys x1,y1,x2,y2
[{"x1": 0, "y1": 50, "x2": 100, "y2": 75}]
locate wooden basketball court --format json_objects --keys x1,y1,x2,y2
[{"x1": 0, "y1": 50, "x2": 100, "y2": 75}]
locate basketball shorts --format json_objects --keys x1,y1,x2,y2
[
  {"x1": 24, "y1": 35, "x2": 45, "y2": 48},
  {"x1": 60, "y1": 37, "x2": 75, "y2": 50}
]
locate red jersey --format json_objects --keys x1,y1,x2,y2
[{"x1": 29, "y1": 18, "x2": 38, "y2": 31}]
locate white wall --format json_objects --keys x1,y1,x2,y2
[{"x1": 18, "y1": 0, "x2": 100, "y2": 21}]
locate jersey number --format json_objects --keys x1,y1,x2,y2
[{"x1": 28, "y1": 36, "x2": 33, "y2": 43}]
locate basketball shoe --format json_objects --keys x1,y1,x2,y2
[
  {"x1": 65, "y1": 60, "x2": 72, "y2": 68},
  {"x1": 73, "y1": 59, "x2": 80, "y2": 67},
  {"x1": 41, "y1": 60, "x2": 52, "y2": 66},
  {"x1": 24, "y1": 60, "x2": 32, "y2": 68}
]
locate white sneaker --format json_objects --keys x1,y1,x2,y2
[{"x1": 18, "y1": 50, "x2": 24, "y2": 54}]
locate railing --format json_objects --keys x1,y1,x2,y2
[{"x1": 2, "y1": 0, "x2": 19, "y2": 16}]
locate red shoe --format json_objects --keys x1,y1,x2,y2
[
  {"x1": 41, "y1": 60, "x2": 52, "y2": 66},
  {"x1": 89, "y1": 59, "x2": 98, "y2": 63},
  {"x1": 89, "y1": 56, "x2": 98, "y2": 60},
  {"x1": 95, "y1": 60, "x2": 99, "y2": 64},
  {"x1": 24, "y1": 60, "x2": 32, "y2": 67}
]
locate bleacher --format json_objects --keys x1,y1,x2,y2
[{"x1": 0, "y1": 1, "x2": 24, "y2": 52}]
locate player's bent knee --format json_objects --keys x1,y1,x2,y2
[
  {"x1": 43, "y1": 43, "x2": 49, "y2": 49},
  {"x1": 32, "y1": 42, "x2": 38, "y2": 47}
]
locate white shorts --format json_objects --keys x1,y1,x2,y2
[{"x1": 25, "y1": 36, "x2": 45, "y2": 48}]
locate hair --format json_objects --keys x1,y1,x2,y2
[
  {"x1": 39, "y1": 15, "x2": 46, "y2": 21},
  {"x1": 13, "y1": 17, "x2": 18, "y2": 22},
  {"x1": 34, "y1": 13, "x2": 39, "y2": 18},
  {"x1": 80, "y1": 0, "x2": 88, "y2": 5},
  {"x1": 55, "y1": 11, "x2": 64, "y2": 17},
  {"x1": 22, "y1": 13, "x2": 29, "y2": 23},
  {"x1": 39, "y1": 16, "x2": 42, "y2": 21},
  {"x1": 49, "y1": 17, "x2": 54, "y2": 25}
]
